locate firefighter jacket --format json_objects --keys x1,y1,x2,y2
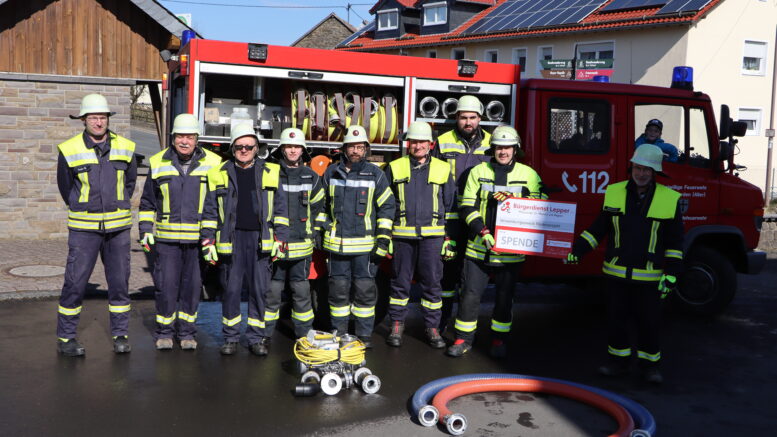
[
  {"x1": 278, "y1": 161, "x2": 325, "y2": 259},
  {"x1": 138, "y1": 147, "x2": 222, "y2": 243},
  {"x1": 433, "y1": 128, "x2": 492, "y2": 182},
  {"x1": 56, "y1": 131, "x2": 137, "y2": 232},
  {"x1": 572, "y1": 180, "x2": 684, "y2": 282},
  {"x1": 460, "y1": 159, "x2": 544, "y2": 265},
  {"x1": 201, "y1": 159, "x2": 289, "y2": 255},
  {"x1": 384, "y1": 155, "x2": 456, "y2": 239},
  {"x1": 316, "y1": 156, "x2": 395, "y2": 255}
]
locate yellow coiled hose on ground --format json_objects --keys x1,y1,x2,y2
[{"x1": 293, "y1": 332, "x2": 366, "y2": 366}]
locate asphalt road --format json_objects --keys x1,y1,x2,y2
[
  {"x1": 1, "y1": 258, "x2": 775, "y2": 436},
  {"x1": 129, "y1": 124, "x2": 163, "y2": 163}
]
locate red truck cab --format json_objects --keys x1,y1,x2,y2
[{"x1": 518, "y1": 78, "x2": 766, "y2": 314}]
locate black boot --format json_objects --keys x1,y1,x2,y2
[
  {"x1": 57, "y1": 339, "x2": 85, "y2": 357},
  {"x1": 445, "y1": 339, "x2": 472, "y2": 357},
  {"x1": 250, "y1": 337, "x2": 269, "y2": 356},
  {"x1": 113, "y1": 336, "x2": 131, "y2": 354},
  {"x1": 425, "y1": 328, "x2": 446, "y2": 349},
  {"x1": 220, "y1": 342, "x2": 238, "y2": 355},
  {"x1": 386, "y1": 321, "x2": 404, "y2": 347},
  {"x1": 598, "y1": 357, "x2": 630, "y2": 377}
]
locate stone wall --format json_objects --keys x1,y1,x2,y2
[{"x1": 0, "y1": 73, "x2": 134, "y2": 239}]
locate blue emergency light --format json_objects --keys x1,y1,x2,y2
[
  {"x1": 592, "y1": 75, "x2": 609, "y2": 83},
  {"x1": 181, "y1": 30, "x2": 196, "y2": 48},
  {"x1": 671, "y1": 66, "x2": 694, "y2": 90}
]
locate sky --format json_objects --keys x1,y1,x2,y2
[{"x1": 158, "y1": 0, "x2": 375, "y2": 46}]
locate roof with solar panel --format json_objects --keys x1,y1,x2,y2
[{"x1": 337, "y1": 0, "x2": 721, "y2": 50}]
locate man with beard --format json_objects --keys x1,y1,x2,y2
[
  {"x1": 316, "y1": 125, "x2": 395, "y2": 348},
  {"x1": 431, "y1": 95, "x2": 492, "y2": 334}
]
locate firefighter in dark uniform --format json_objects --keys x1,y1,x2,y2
[
  {"x1": 384, "y1": 121, "x2": 456, "y2": 349},
  {"x1": 567, "y1": 144, "x2": 683, "y2": 384},
  {"x1": 139, "y1": 114, "x2": 222, "y2": 351},
  {"x1": 55, "y1": 94, "x2": 137, "y2": 356},
  {"x1": 264, "y1": 128, "x2": 324, "y2": 341},
  {"x1": 431, "y1": 95, "x2": 492, "y2": 333},
  {"x1": 447, "y1": 126, "x2": 544, "y2": 359},
  {"x1": 316, "y1": 125, "x2": 395, "y2": 348},
  {"x1": 201, "y1": 123, "x2": 289, "y2": 356}
]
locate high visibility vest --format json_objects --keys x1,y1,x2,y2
[
  {"x1": 388, "y1": 156, "x2": 450, "y2": 238},
  {"x1": 139, "y1": 149, "x2": 222, "y2": 242},
  {"x1": 460, "y1": 161, "x2": 543, "y2": 264},
  {"x1": 206, "y1": 161, "x2": 282, "y2": 254},
  {"x1": 599, "y1": 181, "x2": 681, "y2": 282},
  {"x1": 436, "y1": 129, "x2": 491, "y2": 180},
  {"x1": 57, "y1": 133, "x2": 135, "y2": 231}
]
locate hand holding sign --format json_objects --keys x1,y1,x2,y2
[{"x1": 494, "y1": 198, "x2": 577, "y2": 259}]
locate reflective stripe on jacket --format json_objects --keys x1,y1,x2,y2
[
  {"x1": 201, "y1": 160, "x2": 288, "y2": 254},
  {"x1": 57, "y1": 132, "x2": 136, "y2": 232},
  {"x1": 385, "y1": 155, "x2": 455, "y2": 239},
  {"x1": 434, "y1": 128, "x2": 491, "y2": 182},
  {"x1": 317, "y1": 158, "x2": 395, "y2": 255},
  {"x1": 278, "y1": 162, "x2": 324, "y2": 259},
  {"x1": 572, "y1": 180, "x2": 684, "y2": 281},
  {"x1": 460, "y1": 160, "x2": 544, "y2": 265},
  {"x1": 139, "y1": 147, "x2": 222, "y2": 243}
]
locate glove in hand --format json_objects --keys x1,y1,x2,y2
[
  {"x1": 201, "y1": 239, "x2": 218, "y2": 265},
  {"x1": 139, "y1": 233, "x2": 155, "y2": 253},
  {"x1": 658, "y1": 274, "x2": 677, "y2": 299},
  {"x1": 441, "y1": 238, "x2": 457, "y2": 261},
  {"x1": 565, "y1": 253, "x2": 579, "y2": 265}
]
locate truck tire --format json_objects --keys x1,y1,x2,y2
[{"x1": 675, "y1": 246, "x2": 736, "y2": 315}]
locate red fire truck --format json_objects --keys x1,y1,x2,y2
[{"x1": 163, "y1": 39, "x2": 765, "y2": 316}]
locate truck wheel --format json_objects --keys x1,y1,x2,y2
[{"x1": 675, "y1": 246, "x2": 736, "y2": 315}]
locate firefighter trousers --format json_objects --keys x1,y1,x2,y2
[
  {"x1": 388, "y1": 238, "x2": 444, "y2": 328},
  {"x1": 453, "y1": 258, "x2": 522, "y2": 343},
  {"x1": 606, "y1": 278, "x2": 662, "y2": 368},
  {"x1": 153, "y1": 242, "x2": 201, "y2": 340},
  {"x1": 266, "y1": 257, "x2": 314, "y2": 339},
  {"x1": 57, "y1": 229, "x2": 131, "y2": 340},
  {"x1": 439, "y1": 233, "x2": 468, "y2": 331},
  {"x1": 328, "y1": 253, "x2": 378, "y2": 337},
  {"x1": 220, "y1": 229, "x2": 271, "y2": 345}
]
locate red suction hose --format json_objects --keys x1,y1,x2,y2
[{"x1": 432, "y1": 378, "x2": 634, "y2": 436}]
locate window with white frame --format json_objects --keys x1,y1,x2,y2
[
  {"x1": 577, "y1": 42, "x2": 614, "y2": 60},
  {"x1": 538, "y1": 46, "x2": 553, "y2": 73},
  {"x1": 742, "y1": 40, "x2": 767, "y2": 75},
  {"x1": 424, "y1": 2, "x2": 447, "y2": 26},
  {"x1": 452, "y1": 48, "x2": 466, "y2": 60},
  {"x1": 512, "y1": 48, "x2": 527, "y2": 71},
  {"x1": 484, "y1": 50, "x2": 498, "y2": 63},
  {"x1": 738, "y1": 108, "x2": 762, "y2": 136},
  {"x1": 377, "y1": 9, "x2": 399, "y2": 31},
  {"x1": 427, "y1": 50, "x2": 437, "y2": 58}
]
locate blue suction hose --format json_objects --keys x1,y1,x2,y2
[{"x1": 410, "y1": 373, "x2": 655, "y2": 436}]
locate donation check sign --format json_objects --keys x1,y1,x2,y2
[{"x1": 494, "y1": 198, "x2": 577, "y2": 259}]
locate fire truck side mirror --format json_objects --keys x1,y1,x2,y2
[
  {"x1": 719, "y1": 104, "x2": 731, "y2": 139},
  {"x1": 729, "y1": 121, "x2": 748, "y2": 138}
]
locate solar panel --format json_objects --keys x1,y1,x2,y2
[
  {"x1": 464, "y1": 0, "x2": 608, "y2": 35},
  {"x1": 656, "y1": 0, "x2": 712, "y2": 14},
  {"x1": 600, "y1": 0, "x2": 666, "y2": 12},
  {"x1": 338, "y1": 20, "x2": 376, "y2": 47}
]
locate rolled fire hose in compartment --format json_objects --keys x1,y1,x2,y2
[{"x1": 441, "y1": 98, "x2": 458, "y2": 119}]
